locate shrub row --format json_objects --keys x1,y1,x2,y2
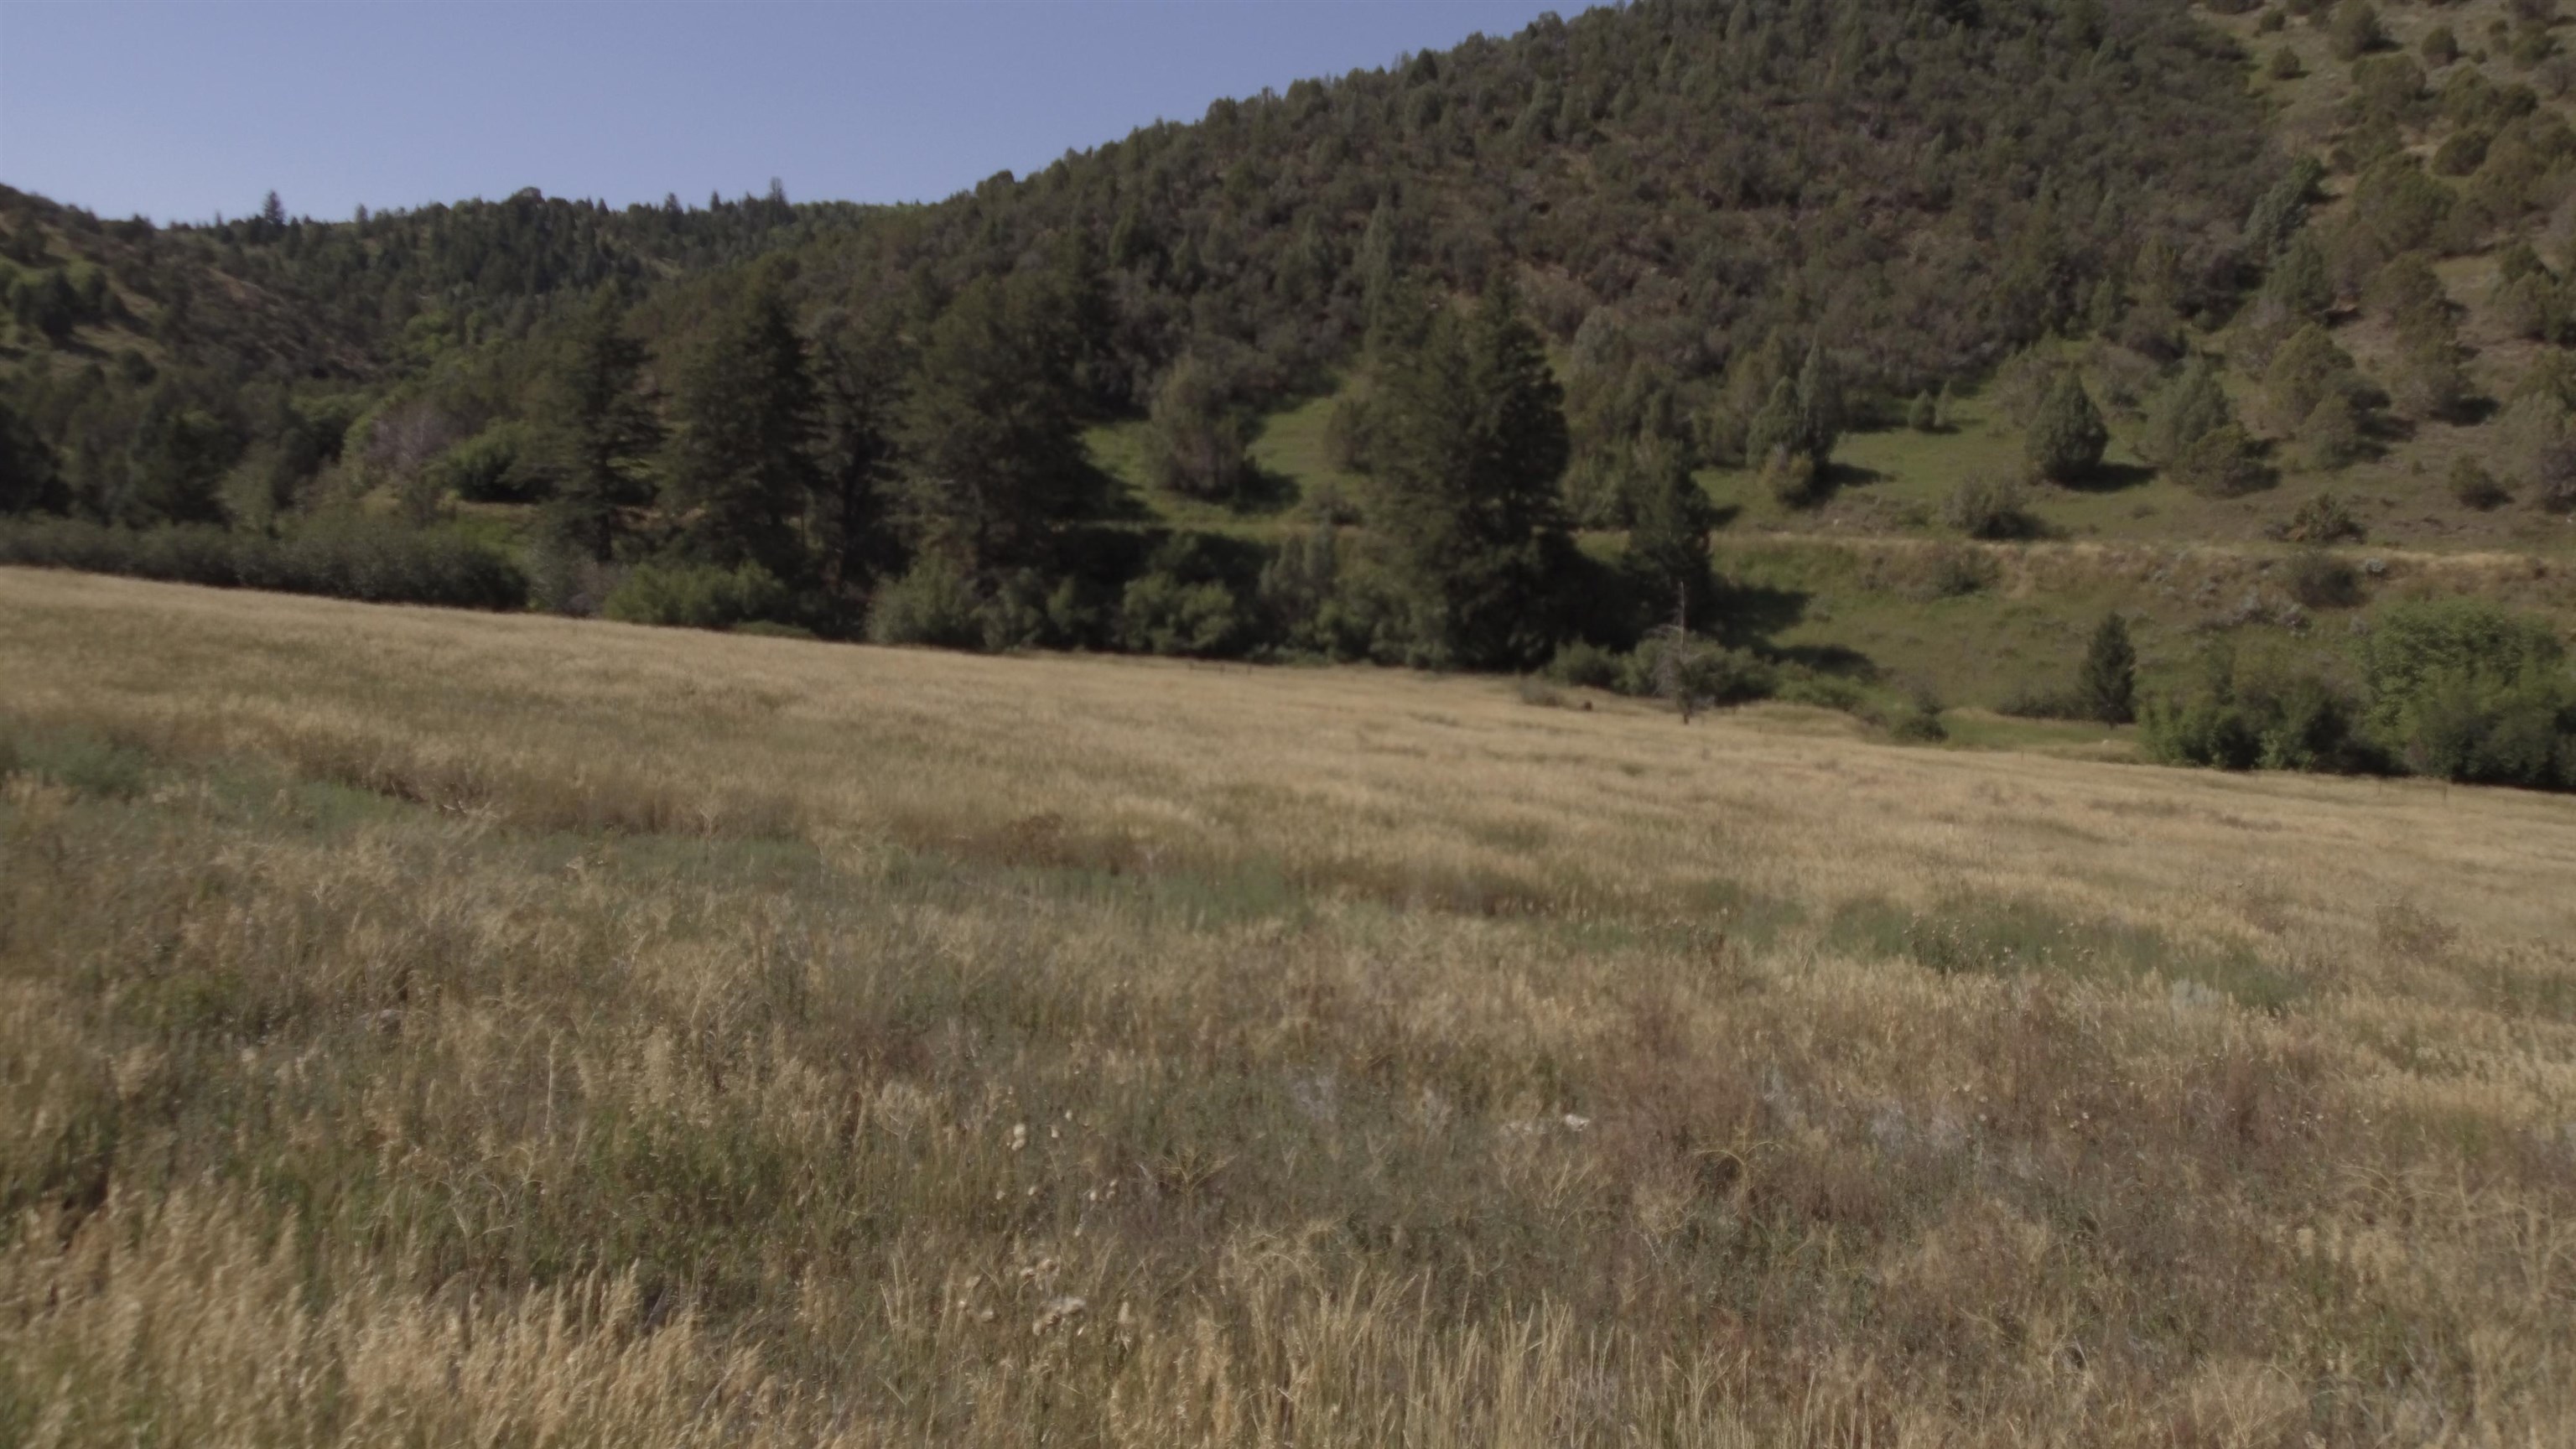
[
  {"x1": 2142, "y1": 600, "x2": 2576, "y2": 791},
  {"x1": 0, "y1": 517, "x2": 529, "y2": 610}
]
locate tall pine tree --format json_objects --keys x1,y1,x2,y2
[
  {"x1": 893, "y1": 275, "x2": 1093, "y2": 574},
  {"x1": 1370, "y1": 280, "x2": 1573, "y2": 667},
  {"x1": 808, "y1": 311, "x2": 904, "y2": 602},
  {"x1": 538, "y1": 286, "x2": 661, "y2": 563},
  {"x1": 660, "y1": 269, "x2": 818, "y2": 582}
]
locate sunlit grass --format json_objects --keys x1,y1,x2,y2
[{"x1": 3, "y1": 567, "x2": 2573, "y2": 1445}]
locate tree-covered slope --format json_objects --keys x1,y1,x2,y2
[{"x1": 6, "y1": 0, "x2": 2278, "y2": 491}]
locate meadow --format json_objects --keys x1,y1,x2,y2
[{"x1": 3, "y1": 566, "x2": 2574, "y2": 1446}]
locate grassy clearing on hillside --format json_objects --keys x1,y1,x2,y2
[{"x1": 3, "y1": 569, "x2": 2574, "y2": 1445}]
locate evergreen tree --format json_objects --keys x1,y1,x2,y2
[
  {"x1": 1370, "y1": 281, "x2": 1573, "y2": 667},
  {"x1": 2173, "y1": 423, "x2": 2272, "y2": 498},
  {"x1": 1358, "y1": 201, "x2": 1401, "y2": 337},
  {"x1": 2262, "y1": 232, "x2": 2334, "y2": 321},
  {"x1": 2077, "y1": 612, "x2": 2137, "y2": 724},
  {"x1": 2025, "y1": 371, "x2": 2108, "y2": 483},
  {"x1": 1907, "y1": 389, "x2": 1940, "y2": 433},
  {"x1": 1793, "y1": 338, "x2": 1841, "y2": 465},
  {"x1": 537, "y1": 287, "x2": 661, "y2": 562},
  {"x1": 2142, "y1": 360, "x2": 2233, "y2": 467},
  {"x1": 893, "y1": 274, "x2": 1093, "y2": 574},
  {"x1": 2294, "y1": 392, "x2": 2367, "y2": 472},
  {"x1": 2265, "y1": 324, "x2": 2360, "y2": 432},
  {"x1": 808, "y1": 313, "x2": 903, "y2": 599},
  {"x1": 0, "y1": 395, "x2": 61, "y2": 514},
  {"x1": 1623, "y1": 438, "x2": 1714, "y2": 630},
  {"x1": 660, "y1": 269, "x2": 818, "y2": 583},
  {"x1": 127, "y1": 392, "x2": 237, "y2": 525}
]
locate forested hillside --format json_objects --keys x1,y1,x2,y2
[
  {"x1": 0, "y1": 0, "x2": 2276, "y2": 592},
  {"x1": 4, "y1": 0, "x2": 2573, "y2": 787}
]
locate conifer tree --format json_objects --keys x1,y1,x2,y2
[
  {"x1": 1370, "y1": 280, "x2": 1573, "y2": 667},
  {"x1": 661, "y1": 269, "x2": 818, "y2": 582},
  {"x1": 808, "y1": 313, "x2": 903, "y2": 598},
  {"x1": 2266, "y1": 324, "x2": 2360, "y2": 432},
  {"x1": 538, "y1": 287, "x2": 661, "y2": 563},
  {"x1": 2077, "y1": 611, "x2": 2137, "y2": 724},
  {"x1": 2173, "y1": 423, "x2": 2272, "y2": 498},
  {"x1": 2263, "y1": 232, "x2": 2334, "y2": 322},
  {"x1": 1623, "y1": 438, "x2": 1714, "y2": 630},
  {"x1": 2295, "y1": 392, "x2": 2366, "y2": 472},
  {"x1": 893, "y1": 275, "x2": 1093, "y2": 574},
  {"x1": 0, "y1": 395, "x2": 60, "y2": 515},
  {"x1": 1793, "y1": 338, "x2": 1841, "y2": 464},
  {"x1": 2025, "y1": 371, "x2": 2108, "y2": 483},
  {"x1": 2142, "y1": 360, "x2": 2233, "y2": 467}
]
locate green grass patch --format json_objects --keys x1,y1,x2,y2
[
  {"x1": 1828, "y1": 891, "x2": 2302, "y2": 1012},
  {"x1": 0, "y1": 720, "x2": 158, "y2": 800}
]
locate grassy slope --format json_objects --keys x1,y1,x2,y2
[{"x1": 4, "y1": 569, "x2": 2574, "y2": 1444}]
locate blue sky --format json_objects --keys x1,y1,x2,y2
[{"x1": 0, "y1": 1, "x2": 1581, "y2": 223}]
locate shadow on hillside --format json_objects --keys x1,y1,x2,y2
[
  {"x1": 1769, "y1": 641, "x2": 1878, "y2": 678},
  {"x1": 1707, "y1": 570, "x2": 1878, "y2": 681},
  {"x1": 1093, "y1": 462, "x2": 1160, "y2": 522},
  {"x1": 1812, "y1": 460, "x2": 1886, "y2": 507},
  {"x1": 1227, "y1": 464, "x2": 1302, "y2": 516},
  {"x1": 2060, "y1": 462, "x2": 2155, "y2": 494},
  {"x1": 1092, "y1": 460, "x2": 1301, "y2": 522}
]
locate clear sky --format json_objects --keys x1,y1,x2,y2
[{"x1": 0, "y1": 1, "x2": 1582, "y2": 224}]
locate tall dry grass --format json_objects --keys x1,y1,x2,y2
[{"x1": 3, "y1": 568, "x2": 2573, "y2": 1446}]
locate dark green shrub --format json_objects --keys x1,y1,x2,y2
[
  {"x1": 2279, "y1": 491, "x2": 2366, "y2": 543},
  {"x1": 429, "y1": 423, "x2": 539, "y2": 503},
  {"x1": 1618, "y1": 636, "x2": 1776, "y2": 709},
  {"x1": 600, "y1": 560, "x2": 789, "y2": 631},
  {"x1": 2141, "y1": 362, "x2": 2234, "y2": 467},
  {"x1": 866, "y1": 557, "x2": 987, "y2": 650},
  {"x1": 0, "y1": 516, "x2": 527, "y2": 610},
  {"x1": 1941, "y1": 478, "x2": 2039, "y2": 540},
  {"x1": 1144, "y1": 353, "x2": 1255, "y2": 501},
  {"x1": 1119, "y1": 571, "x2": 1249, "y2": 657},
  {"x1": 2283, "y1": 549, "x2": 2364, "y2": 609},
  {"x1": 1545, "y1": 640, "x2": 1622, "y2": 690},
  {"x1": 2024, "y1": 372, "x2": 2108, "y2": 484},
  {"x1": 2360, "y1": 599, "x2": 2574, "y2": 786},
  {"x1": 2143, "y1": 645, "x2": 2371, "y2": 773},
  {"x1": 2078, "y1": 612, "x2": 2138, "y2": 724},
  {"x1": 2328, "y1": 1, "x2": 2385, "y2": 63},
  {"x1": 1880, "y1": 683, "x2": 1949, "y2": 743},
  {"x1": 2174, "y1": 424, "x2": 2276, "y2": 497},
  {"x1": 2449, "y1": 459, "x2": 2511, "y2": 509}
]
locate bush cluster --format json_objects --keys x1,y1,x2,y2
[
  {"x1": 0, "y1": 516, "x2": 528, "y2": 610},
  {"x1": 2143, "y1": 601, "x2": 2576, "y2": 790},
  {"x1": 600, "y1": 560, "x2": 790, "y2": 631}
]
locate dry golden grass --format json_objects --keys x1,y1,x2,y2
[{"x1": 4, "y1": 567, "x2": 2574, "y2": 1446}]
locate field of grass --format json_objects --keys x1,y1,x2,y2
[{"x1": 4, "y1": 567, "x2": 2575, "y2": 1446}]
